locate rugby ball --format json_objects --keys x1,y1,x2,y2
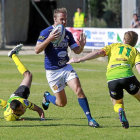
[{"x1": 51, "y1": 24, "x2": 65, "y2": 45}]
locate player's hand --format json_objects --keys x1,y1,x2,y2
[
  {"x1": 49, "y1": 29, "x2": 61, "y2": 41},
  {"x1": 77, "y1": 31, "x2": 86, "y2": 48},
  {"x1": 67, "y1": 57, "x2": 81, "y2": 64}
]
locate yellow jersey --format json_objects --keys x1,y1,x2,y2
[
  {"x1": 101, "y1": 43, "x2": 140, "y2": 81},
  {"x1": 73, "y1": 12, "x2": 85, "y2": 27},
  {"x1": 4, "y1": 96, "x2": 34, "y2": 121}
]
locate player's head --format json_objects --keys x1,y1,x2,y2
[
  {"x1": 123, "y1": 31, "x2": 138, "y2": 47},
  {"x1": 53, "y1": 7, "x2": 67, "y2": 27},
  {"x1": 10, "y1": 100, "x2": 25, "y2": 116},
  {"x1": 133, "y1": 13, "x2": 138, "y2": 21}
]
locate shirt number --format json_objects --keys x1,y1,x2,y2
[{"x1": 118, "y1": 46, "x2": 131, "y2": 57}]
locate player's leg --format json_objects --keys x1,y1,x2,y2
[
  {"x1": 42, "y1": 89, "x2": 67, "y2": 110},
  {"x1": 132, "y1": 89, "x2": 140, "y2": 101},
  {"x1": 8, "y1": 44, "x2": 32, "y2": 99},
  {"x1": 108, "y1": 79, "x2": 129, "y2": 129},
  {"x1": 67, "y1": 77, "x2": 99, "y2": 128},
  {"x1": 42, "y1": 67, "x2": 69, "y2": 110},
  {"x1": 125, "y1": 76, "x2": 140, "y2": 102}
]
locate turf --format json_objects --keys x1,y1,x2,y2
[{"x1": 0, "y1": 55, "x2": 140, "y2": 140}]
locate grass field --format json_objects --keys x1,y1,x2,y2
[{"x1": 1, "y1": 55, "x2": 140, "y2": 140}]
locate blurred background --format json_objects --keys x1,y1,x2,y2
[{"x1": 0, "y1": 0, "x2": 140, "y2": 49}]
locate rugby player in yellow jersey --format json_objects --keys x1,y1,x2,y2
[
  {"x1": 67, "y1": 31, "x2": 140, "y2": 129},
  {"x1": 0, "y1": 44, "x2": 45, "y2": 121}
]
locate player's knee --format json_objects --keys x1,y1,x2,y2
[
  {"x1": 75, "y1": 87, "x2": 85, "y2": 98},
  {"x1": 24, "y1": 71, "x2": 33, "y2": 80},
  {"x1": 57, "y1": 100, "x2": 67, "y2": 107}
]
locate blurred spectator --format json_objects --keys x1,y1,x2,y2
[
  {"x1": 73, "y1": 7, "x2": 86, "y2": 27},
  {"x1": 130, "y1": 14, "x2": 140, "y2": 28}
]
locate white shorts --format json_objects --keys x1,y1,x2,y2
[{"x1": 46, "y1": 64, "x2": 78, "y2": 93}]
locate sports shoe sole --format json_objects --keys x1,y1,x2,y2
[{"x1": 8, "y1": 44, "x2": 23, "y2": 57}]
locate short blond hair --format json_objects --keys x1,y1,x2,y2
[
  {"x1": 124, "y1": 31, "x2": 138, "y2": 47},
  {"x1": 53, "y1": 7, "x2": 67, "y2": 18}
]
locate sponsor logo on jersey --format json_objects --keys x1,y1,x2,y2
[
  {"x1": 58, "y1": 60, "x2": 67, "y2": 66},
  {"x1": 66, "y1": 35, "x2": 69, "y2": 39},
  {"x1": 38, "y1": 36, "x2": 45, "y2": 40},
  {"x1": 53, "y1": 41, "x2": 68, "y2": 48},
  {"x1": 24, "y1": 100, "x2": 29, "y2": 106},
  {"x1": 116, "y1": 58, "x2": 127, "y2": 61},
  {"x1": 58, "y1": 51, "x2": 67, "y2": 57}
]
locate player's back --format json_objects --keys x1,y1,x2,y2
[{"x1": 102, "y1": 43, "x2": 140, "y2": 81}]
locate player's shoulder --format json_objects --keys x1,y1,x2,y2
[
  {"x1": 40, "y1": 26, "x2": 53, "y2": 34},
  {"x1": 65, "y1": 29, "x2": 73, "y2": 37},
  {"x1": 112, "y1": 43, "x2": 122, "y2": 46}
]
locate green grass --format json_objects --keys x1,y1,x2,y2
[{"x1": 0, "y1": 55, "x2": 140, "y2": 140}]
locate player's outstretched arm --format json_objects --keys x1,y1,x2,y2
[
  {"x1": 33, "y1": 104, "x2": 45, "y2": 121},
  {"x1": 67, "y1": 49, "x2": 105, "y2": 64}
]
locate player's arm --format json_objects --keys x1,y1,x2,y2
[
  {"x1": 67, "y1": 49, "x2": 105, "y2": 64},
  {"x1": 33, "y1": 104, "x2": 45, "y2": 121},
  {"x1": 136, "y1": 63, "x2": 140, "y2": 74},
  {"x1": 72, "y1": 32, "x2": 86, "y2": 54},
  {"x1": 35, "y1": 30, "x2": 60, "y2": 54}
]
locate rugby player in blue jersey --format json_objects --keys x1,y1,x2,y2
[{"x1": 35, "y1": 7, "x2": 99, "y2": 128}]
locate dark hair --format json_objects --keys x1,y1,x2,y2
[
  {"x1": 10, "y1": 100, "x2": 21, "y2": 111},
  {"x1": 124, "y1": 31, "x2": 138, "y2": 47},
  {"x1": 77, "y1": 7, "x2": 82, "y2": 10},
  {"x1": 133, "y1": 13, "x2": 138, "y2": 17}
]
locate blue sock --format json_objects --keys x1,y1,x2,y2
[
  {"x1": 78, "y1": 98, "x2": 92, "y2": 122},
  {"x1": 46, "y1": 94, "x2": 56, "y2": 105}
]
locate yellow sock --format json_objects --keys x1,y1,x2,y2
[
  {"x1": 114, "y1": 104, "x2": 124, "y2": 113},
  {"x1": 0, "y1": 99, "x2": 7, "y2": 108},
  {"x1": 12, "y1": 54, "x2": 28, "y2": 75}
]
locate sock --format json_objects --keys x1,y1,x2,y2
[
  {"x1": 46, "y1": 94, "x2": 56, "y2": 105},
  {"x1": 78, "y1": 98, "x2": 92, "y2": 122},
  {"x1": 12, "y1": 54, "x2": 28, "y2": 75},
  {"x1": 114, "y1": 104, "x2": 124, "y2": 113},
  {"x1": 0, "y1": 99, "x2": 7, "y2": 108}
]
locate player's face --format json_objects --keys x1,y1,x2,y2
[
  {"x1": 54, "y1": 13, "x2": 67, "y2": 27},
  {"x1": 14, "y1": 104, "x2": 25, "y2": 116}
]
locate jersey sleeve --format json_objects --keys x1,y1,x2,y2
[
  {"x1": 37, "y1": 28, "x2": 50, "y2": 43},
  {"x1": 67, "y1": 30, "x2": 78, "y2": 50},
  {"x1": 22, "y1": 99, "x2": 34, "y2": 110},
  {"x1": 101, "y1": 44, "x2": 112, "y2": 56}
]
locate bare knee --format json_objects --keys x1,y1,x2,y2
[
  {"x1": 56, "y1": 100, "x2": 67, "y2": 107},
  {"x1": 24, "y1": 71, "x2": 33, "y2": 80},
  {"x1": 75, "y1": 87, "x2": 85, "y2": 98}
]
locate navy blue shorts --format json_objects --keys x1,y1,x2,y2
[
  {"x1": 14, "y1": 85, "x2": 30, "y2": 99},
  {"x1": 108, "y1": 76, "x2": 140, "y2": 100}
]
